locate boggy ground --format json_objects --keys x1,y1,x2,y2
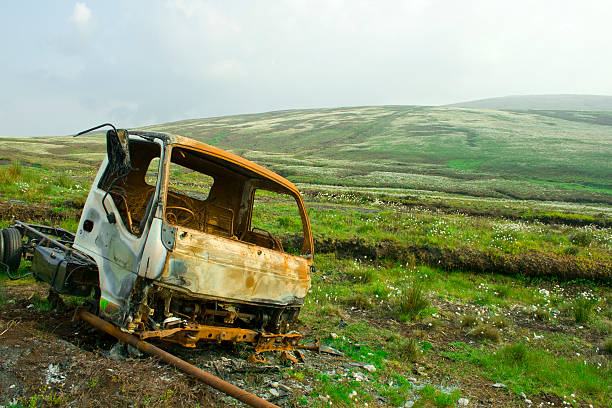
[{"x1": 1, "y1": 258, "x2": 610, "y2": 408}]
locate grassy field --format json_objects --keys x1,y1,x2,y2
[
  {"x1": 0, "y1": 105, "x2": 611, "y2": 407},
  {"x1": 1, "y1": 105, "x2": 612, "y2": 204}
]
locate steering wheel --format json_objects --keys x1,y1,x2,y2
[
  {"x1": 166, "y1": 206, "x2": 195, "y2": 225},
  {"x1": 167, "y1": 186, "x2": 192, "y2": 206}
]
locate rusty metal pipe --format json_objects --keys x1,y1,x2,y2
[{"x1": 76, "y1": 310, "x2": 280, "y2": 408}]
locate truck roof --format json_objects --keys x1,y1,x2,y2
[{"x1": 133, "y1": 131, "x2": 301, "y2": 197}]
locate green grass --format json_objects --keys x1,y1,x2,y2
[
  {"x1": 445, "y1": 342, "x2": 610, "y2": 405},
  {"x1": 0, "y1": 105, "x2": 611, "y2": 407},
  {"x1": 2, "y1": 105, "x2": 612, "y2": 203}
]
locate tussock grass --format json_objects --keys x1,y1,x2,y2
[
  {"x1": 460, "y1": 314, "x2": 479, "y2": 328},
  {"x1": 469, "y1": 324, "x2": 501, "y2": 342},
  {"x1": 604, "y1": 337, "x2": 612, "y2": 354},
  {"x1": 393, "y1": 281, "x2": 429, "y2": 319},
  {"x1": 390, "y1": 336, "x2": 419, "y2": 362},
  {"x1": 343, "y1": 293, "x2": 374, "y2": 310},
  {"x1": 499, "y1": 342, "x2": 527, "y2": 365},
  {"x1": 0, "y1": 161, "x2": 23, "y2": 183},
  {"x1": 490, "y1": 316, "x2": 510, "y2": 328},
  {"x1": 534, "y1": 308, "x2": 551, "y2": 321},
  {"x1": 573, "y1": 298, "x2": 596, "y2": 324}
]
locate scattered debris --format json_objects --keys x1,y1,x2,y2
[
  {"x1": 363, "y1": 363, "x2": 376, "y2": 373},
  {"x1": 44, "y1": 364, "x2": 66, "y2": 385}
]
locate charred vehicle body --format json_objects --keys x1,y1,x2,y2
[{"x1": 1, "y1": 125, "x2": 314, "y2": 355}]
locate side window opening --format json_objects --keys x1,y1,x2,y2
[
  {"x1": 146, "y1": 158, "x2": 160, "y2": 186},
  {"x1": 99, "y1": 141, "x2": 160, "y2": 236},
  {"x1": 246, "y1": 189, "x2": 305, "y2": 254}
]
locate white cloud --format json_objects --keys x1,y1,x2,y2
[{"x1": 70, "y1": 2, "x2": 92, "y2": 30}]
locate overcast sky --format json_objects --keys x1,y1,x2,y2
[{"x1": 1, "y1": 0, "x2": 611, "y2": 136}]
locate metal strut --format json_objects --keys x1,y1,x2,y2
[{"x1": 75, "y1": 310, "x2": 280, "y2": 408}]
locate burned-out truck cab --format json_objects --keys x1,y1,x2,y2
[{"x1": 72, "y1": 129, "x2": 313, "y2": 352}]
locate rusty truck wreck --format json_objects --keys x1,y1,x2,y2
[{"x1": 1, "y1": 125, "x2": 314, "y2": 356}]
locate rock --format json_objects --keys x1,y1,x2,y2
[
  {"x1": 492, "y1": 382, "x2": 506, "y2": 388},
  {"x1": 330, "y1": 332, "x2": 338, "y2": 339},
  {"x1": 127, "y1": 344, "x2": 143, "y2": 358},
  {"x1": 363, "y1": 364, "x2": 376, "y2": 373},
  {"x1": 403, "y1": 401, "x2": 415, "y2": 407},
  {"x1": 45, "y1": 364, "x2": 66, "y2": 385},
  {"x1": 108, "y1": 342, "x2": 126, "y2": 361},
  {"x1": 458, "y1": 397, "x2": 469, "y2": 406},
  {"x1": 278, "y1": 384, "x2": 292, "y2": 392},
  {"x1": 269, "y1": 388, "x2": 279, "y2": 397},
  {"x1": 352, "y1": 371, "x2": 367, "y2": 382}
]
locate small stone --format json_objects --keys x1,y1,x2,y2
[
  {"x1": 352, "y1": 371, "x2": 367, "y2": 382},
  {"x1": 492, "y1": 382, "x2": 506, "y2": 388},
  {"x1": 108, "y1": 342, "x2": 126, "y2": 361},
  {"x1": 363, "y1": 364, "x2": 376, "y2": 373},
  {"x1": 330, "y1": 332, "x2": 338, "y2": 339},
  {"x1": 403, "y1": 401, "x2": 415, "y2": 408},
  {"x1": 458, "y1": 397, "x2": 469, "y2": 406},
  {"x1": 127, "y1": 344, "x2": 143, "y2": 358},
  {"x1": 269, "y1": 388, "x2": 279, "y2": 397},
  {"x1": 277, "y1": 384, "x2": 290, "y2": 392}
]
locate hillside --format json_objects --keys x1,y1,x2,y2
[
  {"x1": 448, "y1": 94, "x2": 612, "y2": 111},
  {"x1": 141, "y1": 106, "x2": 612, "y2": 203},
  {"x1": 1, "y1": 106, "x2": 611, "y2": 204}
]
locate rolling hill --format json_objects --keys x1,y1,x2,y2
[
  {"x1": 447, "y1": 94, "x2": 612, "y2": 111},
  {"x1": 141, "y1": 106, "x2": 612, "y2": 203},
  {"x1": 1, "y1": 106, "x2": 611, "y2": 204}
]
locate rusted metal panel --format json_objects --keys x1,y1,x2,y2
[{"x1": 161, "y1": 228, "x2": 311, "y2": 306}]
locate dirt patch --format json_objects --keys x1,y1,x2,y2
[{"x1": 0, "y1": 200, "x2": 81, "y2": 224}]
